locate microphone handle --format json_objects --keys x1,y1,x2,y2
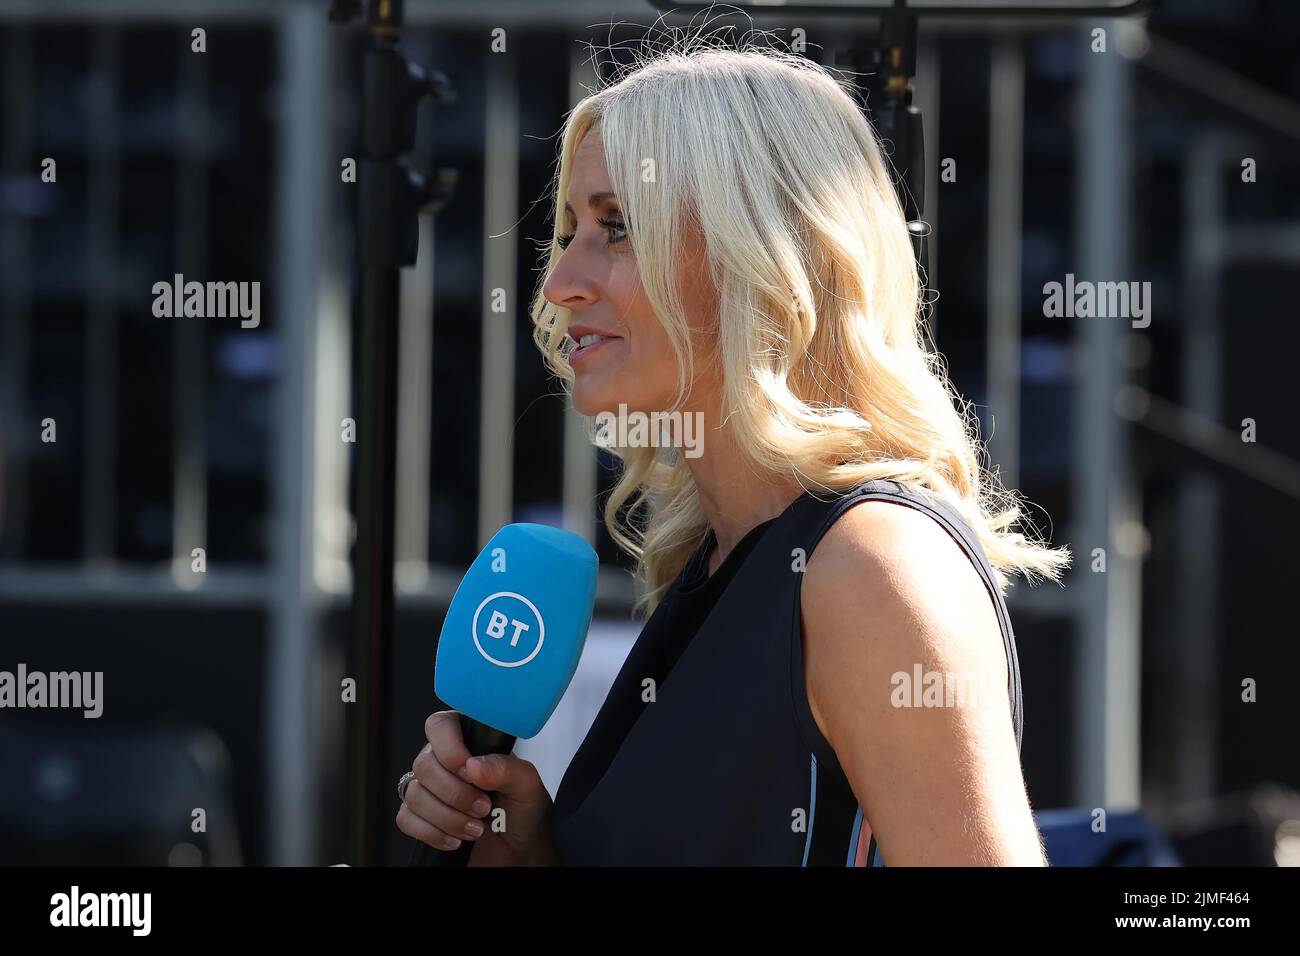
[{"x1": 407, "y1": 713, "x2": 517, "y2": 866}]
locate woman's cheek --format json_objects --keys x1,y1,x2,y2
[{"x1": 641, "y1": 338, "x2": 687, "y2": 414}]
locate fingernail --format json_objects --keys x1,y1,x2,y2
[
  {"x1": 464, "y1": 821, "x2": 484, "y2": 838},
  {"x1": 472, "y1": 798, "x2": 491, "y2": 816},
  {"x1": 457, "y1": 764, "x2": 470, "y2": 781},
  {"x1": 443, "y1": 835, "x2": 462, "y2": 850}
]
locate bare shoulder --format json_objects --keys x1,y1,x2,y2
[
  {"x1": 798, "y1": 497, "x2": 1039, "y2": 865},
  {"x1": 802, "y1": 496, "x2": 1005, "y2": 673}
]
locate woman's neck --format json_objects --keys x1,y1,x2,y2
[{"x1": 685, "y1": 421, "x2": 804, "y2": 575}]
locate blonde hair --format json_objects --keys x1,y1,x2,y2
[{"x1": 530, "y1": 32, "x2": 1071, "y2": 616}]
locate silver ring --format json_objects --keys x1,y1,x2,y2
[{"x1": 397, "y1": 770, "x2": 415, "y2": 802}]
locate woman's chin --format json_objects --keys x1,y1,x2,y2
[
  {"x1": 571, "y1": 389, "x2": 610, "y2": 418},
  {"x1": 572, "y1": 379, "x2": 619, "y2": 418},
  {"x1": 572, "y1": 373, "x2": 671, "y2": 418}
]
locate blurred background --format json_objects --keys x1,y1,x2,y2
[{"x1": 0, "y1": 0, "x2": 1298, "y2": 867}]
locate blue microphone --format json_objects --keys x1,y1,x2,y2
[{"x1": 409, "y1": 523, "x2": 598, "y2": 866}]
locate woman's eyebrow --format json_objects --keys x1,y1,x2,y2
[{"x1": 563, "y1": 191, "x2": 619, "y2": 219}]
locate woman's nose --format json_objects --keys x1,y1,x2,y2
[{"x1": 543, "y1": 255, "x2": 598, "y2": 309}]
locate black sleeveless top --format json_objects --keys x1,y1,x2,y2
[{"x1": 551, "y1": 478, "x2": 1024, "y2": 866}]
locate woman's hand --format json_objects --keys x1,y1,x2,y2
[{"x1": 396, "y1": 710, "x2": 559, "y2": 866}]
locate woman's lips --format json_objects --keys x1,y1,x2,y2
[{"x1": 571, "y1": 336, "x2": 621, "y2": 364}]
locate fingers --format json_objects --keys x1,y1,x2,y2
[
  {"x1": 422, "y1": 711, "x2": 546, "y2": 807},
  {"x1": 412, "y1": 743, "x2": 492, "y2": 818},
  {"x1": 396, "y1": 800, "x2": 465, "y2": 851},
  {"x1": 402, "y1": 711, "x2": 548, "y2": 855},
  {"x1": 424, "y1": 710, "x2": 473, "y2": 774},
  {"x1": 459, "y1": 752, "x2": 547, "y2": 806},
  {"x1": 401, "y1": 778, "x2": 488, "y2": 846},
  {"x1": 401, "y1": 714, "x2": 495, "y2": 851}
]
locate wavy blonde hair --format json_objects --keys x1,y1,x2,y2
[{"x1": 530, "y1": 33, "x2": 1071, "y2": 616}]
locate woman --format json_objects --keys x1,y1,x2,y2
[{"x1": 397, "y1": 38, "x2": 1069, "y2": 866}]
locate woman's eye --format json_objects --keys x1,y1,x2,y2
[
  {"x1": 556, "y1": 218, "x2": 626, "y2": 250},
  {"x1": 597, "y1": 217, "x2": 628, "y2": 244}
]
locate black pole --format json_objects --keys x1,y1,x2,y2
[
  {"x1": 351, "y1": 268, "x2": 400, "y2": 867},
  {"x1": 837, "y1": 8, "x2": 928, "y2": 276},
  {"x1": 349, "y1": 0, "x2": 405, "y2": 869},
  {"x1": 335, "y1": 0, "x2": 455, "y2": 866}
]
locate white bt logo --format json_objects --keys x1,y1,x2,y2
[{"x1": 471, "y1": 591, "x2": 546, "y2": 668}]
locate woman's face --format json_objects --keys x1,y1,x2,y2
[{"x1": 542, "y1": 129, "x2": 717, "y2": 418}]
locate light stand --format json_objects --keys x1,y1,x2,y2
[{"x1": 329, "y1": 0, "x2": 456, "y2": 866}]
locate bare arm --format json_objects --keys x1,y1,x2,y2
[{"x1": 801, "y1": 500, "x2": 1047, "y2": 866}]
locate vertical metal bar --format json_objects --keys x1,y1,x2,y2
[
  {"x1": 350, "y1": 0, "x2": 419, "y2": 865},
  {"x1": 311, "y1": 265, "x2": 353, "y2": 595},
  {"x1": 0, "y1": 27, "x2": 34, "y2": 560},
  {"x1": 84, "y1": 28, "x2": 121, "y2": 565},
  {"x1": 172, "y1": 27, "x2": 209, "y2": 585},
  {"x1": 270, "y1": 2, "x2": 329, "y2": 866},
  {"x1": 395, "y1": 216, "x2": 435, "y2": 588},
  {"x1": 1173, "y1": 135, "x2": 1228, "y2": 803},
  {"x1": 477, "y1": 54, "x2": 519, "y2": 546},
  {"x1": 352, "y1": 263, "x2": 399, "y2": 866},
  {"x1": 562, "y1": 45, "x2": 598, "y2": 543},
  {"x1": 1072, "y1": 21, "x2": 1141, "y2": 811},
  {"x1": 914, "y1": 35, "x2": 941, "y2": 341},
  {"x1": 986, "y1": 36, "x2": 1024, "y2": 492},
  {"x1": 394, "y1": 32, "x2": 436, "y2": 590}
]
